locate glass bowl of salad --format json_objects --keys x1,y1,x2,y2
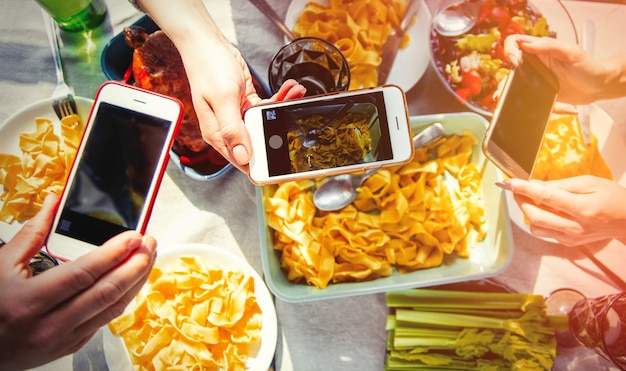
[{"x1": 430, "y1": 0, "x2": 578, "y2": 116}]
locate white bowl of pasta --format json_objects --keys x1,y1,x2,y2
[{"x1": 255, "y1": 112, "x2": 514, "y2": 302}]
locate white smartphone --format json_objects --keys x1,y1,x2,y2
[
  {"x1": 46, "y1": 81, "x2": 183, "y2": 261},
  {"x1": 244, "y1": 85, "x2": 414, "y2": 184},
  {"x1": 482, "y1": 52, "x2": 560, "y2": 180}
]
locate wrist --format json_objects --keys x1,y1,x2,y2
[{"x1": 597, "y1": 54, "x2": 626, "y2": 101}]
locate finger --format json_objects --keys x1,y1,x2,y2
[
  {"x1": 504, "y1": 178, "x2": 587, "y2": 219},
  {"x1": 3, "y1": 194, "x2": 58, "y2": 267},
  {"x1": 28, "y1": 231, "x2": 149, "y2": 311},
  {"x1": 74, "y1": 259, "x2": 152, "y2": 337},
  {"x1": 269, "y1": 79, "x2": 303, "y2": 102},
  {"x1": 503, "y1": 34, "x2": 535, "y2": 66},
  {"x1": 552, "y1": 102, "x2": 578, "y2": 115},
  {"x1": 49, "y1": 235, "x2": 156, "y2": 331}
]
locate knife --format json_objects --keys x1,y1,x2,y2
[
  {"x1": 249, "y1": 0, "x2": 296, "y2": 41},
  {"x1": 377, "y1": 0, "x2": 421, "y2": 85},
  {"x1": 578, "y1": 19, "x2": 595, "y2": 146}
]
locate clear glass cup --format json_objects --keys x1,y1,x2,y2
[
  {"x1": 546, "y1": 288, "x2": 626, "y2": 370},
  {"x1": 34, "y1": 0, "x2": 107, "y2": 32},
  {"x1": 269, "y1": 37, "x2": 350, "y2": 97}
]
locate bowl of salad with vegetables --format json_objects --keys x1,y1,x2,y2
[{"x1": 430, "y1": 0, "x2": 577, "y2": 116}]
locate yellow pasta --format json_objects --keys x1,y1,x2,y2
[
  {"x1": 293, "y1": 0, "x2": 413, "y2": 89},
  {"x1": 532, "y1": 114, "x2": 613, "y2": 181},
  {"x1": 109, "y1": 255, "x2": 262, "y2": 371},
  {"x1": 0, "y1": 114, "x2": 84, "y2": 223},
  {"x1": 264, "y1": 131, "x2": 487, "y2": 288}
]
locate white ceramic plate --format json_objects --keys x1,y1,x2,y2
[
  {"x1": 284, "y1": 0, "x2": 431, "y2": 92},
  {"x1": 504, "y1": 105, "x2": 626, "y2": 241},
  {"x1": 257, "y1": 112, "x2": 513, "y2": 302},
  {"x1": 103, "y1": 243, "x2": 277, "y2": 371},
  {"x1": 0, "y1": 97, "x2": 93, "y2": 241}
]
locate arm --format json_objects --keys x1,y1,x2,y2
[
  {"x1": 504, "y1": 34, "x2": 626, "y2": 105},
  {"x1": 133, "y1": 0, "x2": 306, "y2": 171},
  {"x1": 0, "y1": 195, "x2": 157, "y2": 370},
  {"x1": 497, "y1": 176, "x2": 626, "y2": 246}
]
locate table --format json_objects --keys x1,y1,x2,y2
[{"x1": 1, "y1": 0, "x2": 625, "y2": 370}]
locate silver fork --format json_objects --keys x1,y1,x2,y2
[{"x1": 42, "y1": 10, "x2": 77, "y2": 120}]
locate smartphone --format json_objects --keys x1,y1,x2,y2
[
  {"x1": 244, "y1": 85, "x2": 414, "y2": 184},
  {"x1": 482, "y1": 52, "x2": 559, "y2": 179},
  {"x1": 46, "y1": 81, "x2": 183, "y2": 261}
]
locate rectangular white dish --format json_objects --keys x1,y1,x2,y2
[{"x1": 255, "y1": 112, "x2": 513, "y2": 302}]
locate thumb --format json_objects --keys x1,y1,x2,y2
[{"x1": 6, "y1": 194, "x2": 59, "y2": 266}]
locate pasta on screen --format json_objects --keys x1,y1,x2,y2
[
  {"x1": 265, "y1": 131, "x2": 487, "y2": 289},
  {"x1": 293, "y1": 0, "x2": 413, "y2": 89}
]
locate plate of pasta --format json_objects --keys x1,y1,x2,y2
[
  {"x1": 104, "y1": 244, "x2": 278, "y2": 371},
  {"x1": 284, "y1": 0, "x2": 432, "y2": 92},
  {"x1": 0, "y1": 97, "x2": 92, "y2": 240},
  {"x1": 256, "y1": 112, "x2": 513, "y2": 302}
]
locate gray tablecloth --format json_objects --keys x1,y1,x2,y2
[{"x1": 1, "y1": 0, "x2": 625, "y2": 370}]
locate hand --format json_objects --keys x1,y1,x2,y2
[
  {"x1": 503, "y1": 34, "x2": 607, "y2": 105},
  {"x1": 0, "y1": 195, "x2": 157, "y2": 370},
  {"x1": 498, "y1": 176, "x2": 626, "y2": 246},
  {"x1": 136, "y1": 0, "x2": 307, "y2": 172},
  {"x1": 181, "y1": 38, "x2": 306, "y2": 172}
]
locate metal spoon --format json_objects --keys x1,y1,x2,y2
[
  {"x1": 432, "y1": 0, "x2": 484, "y2": 37},
  {"x1": 313, "y1": 123, "x2": 445, "y2": 211}
]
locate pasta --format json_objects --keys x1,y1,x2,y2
[
  {"x1": 0, "y1": 114, "x2": 84, "y2": 223},
  {"x1": 108, "y1": 255, "x2": 262, "y2": 371},
  {"x1": 293, "y1": 0, "x2": 412, "y2": 89},
  {"x1": 264, "y1": 131, "x2": 487, "y2": 288},
  {"x1": 532, "y1": 114, "x2": 613, "y2": 181}
]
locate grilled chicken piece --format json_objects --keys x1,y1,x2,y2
[{"x1": 124, "y1": 26, "x2": 210, "y2": 156}]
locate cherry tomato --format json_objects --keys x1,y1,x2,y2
[
  {"x1": 461, "y1": 70, "x2": 482, "y2": 96},
  {"x1": 480, "y1": 92, "x2": 497, "y2": 110},
  {"x1": 455, "y1": 87, "x2": 472, "y2": 101},
  {"x1": 476, "y1": 1, "x2": 492, "y2": 25},
  {"x1": 488, "y1": 6, "x2": 511, "y2": 29},
  {"x1": 502, "y1": 21, "x2": 525, "y2": 40}
]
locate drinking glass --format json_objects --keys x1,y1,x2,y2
[
  {"x1": 546, "y1": 288, "x2": 626, "y2": 370},
  {"x1": 34, "y1": 0, "x2": 107, "y2": 32},
  {"x1": 269, "y1": 37, "x2": 350, "y2": 97}
]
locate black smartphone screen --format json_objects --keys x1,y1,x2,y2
[
  {"x1": 491, "y1": 55, "x2": 559, "y2": 174},
  {"x1": 260, "y1": 91, "x2": 393, "y2": 176},
  {"x1": 55, "y1": 102, "x2": 172, "y2": 246}
]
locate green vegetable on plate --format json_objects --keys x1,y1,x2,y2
[{"x1": 385, "y1": 289, "x2": 566, "y2": 370}]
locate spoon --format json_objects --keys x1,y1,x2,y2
[
  {"x1": 432, "y1": 0, "x2": 484, "y2": 37},
  {"x1": 313, "y1": 123, "x2": 445, "y2": 211}
]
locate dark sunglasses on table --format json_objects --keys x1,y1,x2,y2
[{"x1": 0, "y1": 238, "x2": 60, "y2": 275}]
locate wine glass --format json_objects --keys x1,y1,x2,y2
[
  {"x1": 268, "y1": 37, "x2": 350, "y2": 97},
  {"x1": 546, "y1": 288, "x2": 626, "y2": 370}
]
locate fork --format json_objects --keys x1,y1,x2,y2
[{"x1": 42, "y1": 10, "x2": 77, "y2": 120}]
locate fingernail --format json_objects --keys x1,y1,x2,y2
[
  {"x1": 232, "y1": 144, "x2": 249, "y2": 166},
  {"x1": 495, "y1": 181, "x2": 512, "y2": 191},
  {"x1": 508, "y1": 53, "x2": 520, "y2": 67}
]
